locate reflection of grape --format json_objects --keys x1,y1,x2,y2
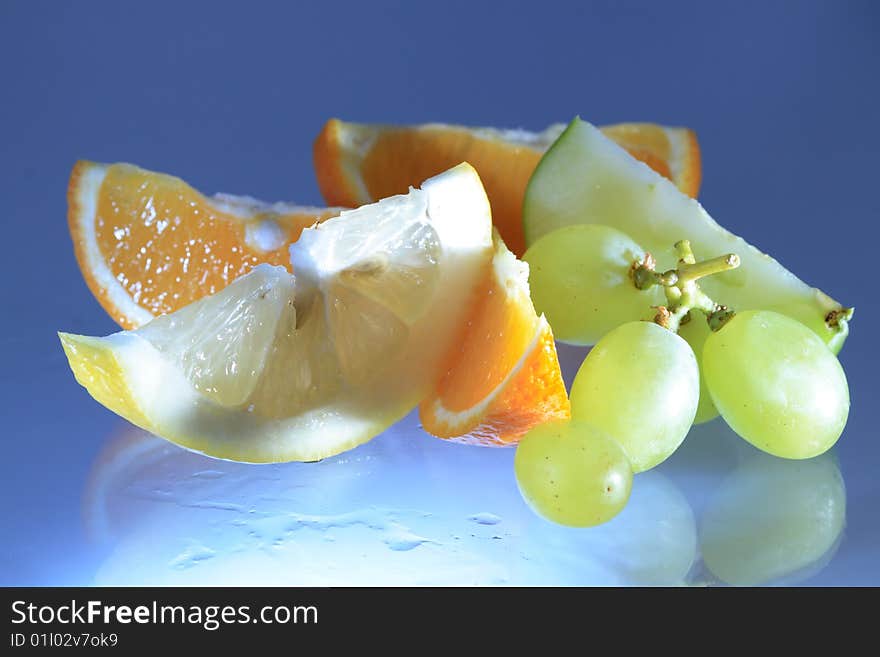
[
  {"x1": 515, "y1": 469, "x2": 697, "y2": 585},
  {"x1": 677, "y1": 314, "x2": 718, "y2": 424},
  {"x1": 570, "y1": 321, "x2": 699, "y2": 472},
  {"x1": 703, "y1": 310, "x2": 849, "y2": 459},
  {"x1": 700, "y1": 451, "x2": 846, "y2": 585},
  {"x1": 523, "y1": 224, "x2": 661, "y2": 345},
  {"x1": 514, "y1": 420, "x2": 632, "y2": 527}
]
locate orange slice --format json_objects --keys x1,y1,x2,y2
[
  {"x1": 420, "y1": 233, "x2": 570, "y2": 446},
  {"x1": 600, "y1": 123, "x2": 701, "y2": 201},
  {"x1": 68, "y1": 161, "x2": 342, "y2": 329},
  {"x1": 314, "y1": 119, "x2": 701, "y2": 256}
]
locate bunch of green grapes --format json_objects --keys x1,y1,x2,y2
[{"x1": 515, "y1": 223, "x2": 850, "y2": 528}]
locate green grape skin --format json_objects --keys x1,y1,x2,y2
[
  {"x1": 677, "y1": 314, "x2": 719, "y2": 424},
  {"x1": 700, "y1": 451, "x2": 845, "y2": 586},
  {"x1": 569, "y1": 321, "x2": 700, "y2": 472},
  {"x1": 768, "y1": 300, "x2": 850, "y2": 355},
  {"x1": 702, "y1": 310, "x2": 849, "y2": 459},
  {"x1": 514, "y1": 419, "x2": 633, "y2": 527},
  {"x1": 522, "y1": 224, "x2": 661, "y2": 346}
]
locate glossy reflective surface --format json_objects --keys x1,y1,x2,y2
[
  {"x1": 2, "y1": 0, "x2": 878, "y2": 586},
  {"x1": 1, "y1": 342, "x2": 871, "y2": 586}
]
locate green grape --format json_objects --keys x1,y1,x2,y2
[
  {"x1": 523, "y1": 224, "x2": 662, "y2": 345},
  {"x1": 768, "y1": 300, "x2": 850, "y2": 355},
  {"x1": 570, "y1": 321, "x2": 699, "y2": 472},
  {"x1": 514, "y1": 419, "x2": 632, "y2": 527},
  {"x1": 677, "y1": 314, "x2": 719, "y2": 424},
  {"x1": 700, "y1": 451, "x2": 846, "y2": 585},
  {"x1": 702, "y1": 310, "x2": 849, "y2": 459}
]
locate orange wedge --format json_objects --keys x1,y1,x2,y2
[
  {"x1": 420, "y1": 233, "x2": 570, "y2": 446},
  {"x1": 600, "y1": 123, "x2": 701, "y2": 200},
  {"x1": 68, "y1": 161, "x2": 341, "y2": 329},
  {"x1": 314, "y1": 119, "x2": 701, "y2": 256}
]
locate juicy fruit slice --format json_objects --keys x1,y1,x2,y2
[
  {"x1": 523, "y1": 224, "x2": 662, "y2": 345},
  {"x1": 569, "y1": 321, "x2": 699, "y2": 473},
  {"x1": 69, "y1": 161, "x2": 341, "y2": 329},
  {"x1": 314, "y1": 119, "x2": 702, "y2": 257},
  {"x1": 600, "y1": 123, "x2": 701, "y2": 199},
  {"x1": 523, "y1": 118, "x2": 852, "y2": 350},
  {"x1": 702, "y1": 310, "x2": 849, "y2": 459},
  {"x1": 514, "y1": 419, "x2": 632, "y2": 527},
  {"x1": 420, "y1": 234, "x2": 570, "y2": 445},
  {"x1": 60, "y1": 164, "x2": 494, "y2": 463}
]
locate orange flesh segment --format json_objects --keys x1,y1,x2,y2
[
  {"x1": 435, "y1": 267, "x2": 538, "y2": 412},
  {"x1": 602, "y1": 123, "x2": 701, "y2": 197},
  {"x1": 422, "y1": 318, "x2": 570, "y2": 446},
  {"x1": 476, "y1": 323, "x2": 569, "y2": 445},
  {"x1": 420, "y1": 236, "x2": 570, "y2": 446},
  {"x1": 93, "y1": 165, "x2": 333, "y2": 318},
  {"x1": 334, "y1": 122, "x2": 700, "y2": 257},
  {"x1": 360, "y1": 127, "x2": 542, "y2": 257}
]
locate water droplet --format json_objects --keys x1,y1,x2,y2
[
  {"x1": 169, "y1": 543, "x2": 215, "y2": 570},
  {"x1": 468, "y1": 512, "x2": 502, "y2": 526},
  {"x1": 384, "y1": 532, "x2": 430, "y2": 552}
]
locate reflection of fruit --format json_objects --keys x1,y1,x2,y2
[
  {"x1": 60, "y1": 164, "x2": 494, "y2": 462},
  {"x1": 700, "y1": 451, "x2": 846, "y2": 585},
  {"x1": 81, "y1": 426, "x2": 171, "y2": 543},
  {"x1": 314, "y1": 119, "x2": 701, "y2": 256},
  {"x1": 420, "y1": 234, "x2": 569, "y2": 445},
  {"x1": 522, "y1": 118, "x2": 851, "y2": 350},
  {"x1": 81, "y1": 416, "x2": 679, "y2": 586},
  {"x1": 523, "y1": 224, "x2": 661, "y2": 345},
  {"x1": 514, "y1": 420, "x2": 632, "y2": 527},
  {"x1": 703, "y1": 310, "x2": 849, "y2": 459},
  {"x1": 570, "y1": 322, "x2": 699, "y2": 473},
  {"x1": 82, "y1": 424, "x2": 376, "y2": 545},
  {"x1": 68, "y1": 161, "x2": 341, "y2": 329}
]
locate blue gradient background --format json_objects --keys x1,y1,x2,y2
[{"x1": 1, "y1": 0, "x2": 877, "y2": 585}]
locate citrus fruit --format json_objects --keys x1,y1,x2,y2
[
  {"x1": 523, "y1": 118, "x2": 851, "y2": 349},
  {"x1": 420, "y1": 233, "x2": 570, "y2": 445},
  {"x1": 60, "y1": 164, "x2": 494, "y2": 463},
  {"x1": 314, "y1": 119, "x2": 701, "y2": 256},
  {"x1": 69, "y1": 160, "x2": 342, "y2": 329},
  {"x1": 600, "y1": 122, "x2": 700, "y2": 200}
]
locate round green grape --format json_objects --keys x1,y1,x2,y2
[
  {"x1": 677, "y1": 313, "x2": 719, "y2": 424},
  {"x1": 570, "y1": 321, "x2": 699, "y2": 472},
  {"x1": 523, "y1": 224, "x2": 661, "y2": 345},
  {"x1": 702, "y1": 310, "x2": 849, "y2": 459},
  {"x1": 700, "y1": 451, "x2": 846, "y2": 585},
  {"x1": 514, "y1": 419, "x2": 632, "y2": 527}
]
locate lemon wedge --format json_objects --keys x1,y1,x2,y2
[{"x1": 61, "y1": 163, "x2": 493, "y2": 462}]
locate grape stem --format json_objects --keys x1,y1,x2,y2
[
  {"x1": 629, "y1": 240, "x2": 740, "y2": 333},
  {"x1": 825, "y1": 307, "x2": 854, "y2": 329}
]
